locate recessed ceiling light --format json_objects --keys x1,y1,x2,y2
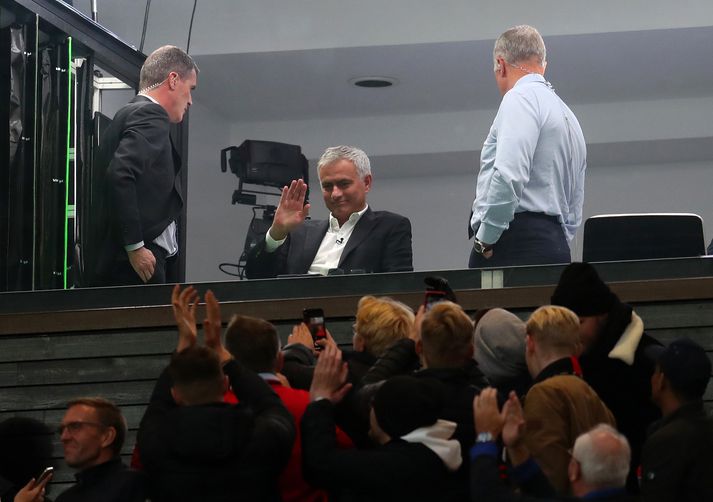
[{"x1": 350, "y1": 76, "x2": 398, "y2": 88}]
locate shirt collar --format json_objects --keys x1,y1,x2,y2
[
  {"x1": 329, "y1": 204, "x2": 369, "y2": 231},
  {"x1": 514, "y1": 72, "x2": 546, "y2": 88},
  {"x1": 138, "y1": 93, "x2": 160, "y2": 105}
]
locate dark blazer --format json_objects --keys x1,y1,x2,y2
[
  {"x1": 93, "y1": 95, "x2": 183, "y2": 281},
  {"x1": 245, "y1": 208, "x2": 413, "y2": 278}
]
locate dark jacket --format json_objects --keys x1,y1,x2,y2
[
  {"x1": 137, "y1": 359, "x2": 294, "y2": 502},
  {"x1": 640, "y1": 400, "x2": 713, "y2": 502},
  {"x1": 301, "y1": 399, "x2": 459, "y2": 502},
  {"x1": 281, "y1": 344, "x2": 377, "y2": 446},
  {"x1": 93, "y1": 96, "x2": 183, "y2": 283},
  {"x1": 54, "y1": 458, "x2": 147, "y2": 502},
  {"x1": 357, "y1": 338, "x2": 488, "y2": 498},
  {"x1": 470, "y1": 446, "x2": 635, "y2": 502},
  {"x1": 244, "y1": 208, "x2": 413, "y2": 278},
  {"x1": 580, "y1": 301, "x2": 662, "y2": 492}
]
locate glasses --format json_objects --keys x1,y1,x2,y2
[{"x1": 57, "y1": 421, "x2": 105, "y2": 435}]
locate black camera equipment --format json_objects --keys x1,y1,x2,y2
[{"x1": 219, "y1": 140, "x2": 308, "y2": 278}]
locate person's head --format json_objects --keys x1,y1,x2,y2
[
  {"x1": 525, "y1": 305, "x2": 581, "y2": 377},
  {"x1": 353, "y1": 296, "x2": 414, "y2": 358},
  {"x1": 651, "y1": 338, "x2": 711, "y2": 411},
  {"x1": 369, "y1": 376, "x2": 444, "y2": 444},
  {"x1": 550, "y1": 263, "x2": 618, "y2": 351},
  {"x1": 419, "y1": 301, "x2": 474, "y2": 369},
  {"x1": 473, "y1": 308, "x2": 528, "y2": 385},
  {"x1": 168, "y1": 346, "x2": 228, "y2": 406},
  {"x1": 492, "y1": 25, "x2": 547, "y2": 95},
  {"x1": 139, "y1": 45, "x2": 199, "y2": 123},
  {"x1": 224, "y1": 315, "x2": 281, "y2": 374},
  {"x1": 0, "y1": 417, "x2": 54, "y2": 488},
  {"x1": 59, "y1": 398, "x2": 127, "y2": 471},
  {"x1": 317, "y1": 146, "x2": 372, "y2": 226},
  {"x1": 569, "y1": 424, "x2": 630, "y2": 497}
]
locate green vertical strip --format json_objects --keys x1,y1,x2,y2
[
  {"x1": 32, "y1": 14, "x2": 39, "y2": 288},
  {"x1": 63, "y1": 37, "x2": 72, "y2": 289}
]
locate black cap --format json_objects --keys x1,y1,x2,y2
[
  {"x1": 658, "y1": 338, "x2": 711, "y2": 400},
  {"x1": 372, "y1": 376, "x2": 444, "y2": 438},
  {"x1": 551, "y1": 262, "x2": 618, "y2": 316}
]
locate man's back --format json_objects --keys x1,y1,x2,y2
[
  {"x1": 138, "y1": 360, "x2": 293, "y2": 502},
  {"x1": 524, "y1": 373, "x2": 616, "y2": 494}
]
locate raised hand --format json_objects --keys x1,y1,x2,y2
[
  {"x1": 14, "y1": 474, "x2": 52, "y2": 502},
  {"x1": 203, "y1": 290, "x2": 232, "y2": 364},
  {"x1": 172, "y1": 284, "x2": 199, "y2": 352},
  {"x1": 287, "y1": 322, "x2": 315, "y2": 352},
  {"x1": 309, "y1": 343, "x2": 352, "y2": 404},
  {"x1": 269, "y1": 179, "x2": 311, "y2": 240}
]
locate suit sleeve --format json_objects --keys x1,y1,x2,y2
[
  {"x1": 105, "y1": 103, "x2": 171, "y2": 247},
  {"x1": 380, "y1": 215, "x2": 413, "y2": 272},
  {"x1": 244, "y1": 235, "x2": 290, "y2": 279}
]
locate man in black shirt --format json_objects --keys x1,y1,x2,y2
[{"x1": 56, "y1": 398, "x2": 146, "y2": 502}]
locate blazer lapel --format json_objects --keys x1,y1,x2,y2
[
  {"x1": 339, "y1": 208, "x2": 375, "y2": 268},
  {"x1": 294, "y1": 220, "x2": 328, "y2": 273}
]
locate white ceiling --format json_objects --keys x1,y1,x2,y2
[
  {"x1": 191, "y1": 26, "x2": 713, "y2": 122},
  {"x1": 74, "y1": 0, "x2": 713, "y2": 170}
]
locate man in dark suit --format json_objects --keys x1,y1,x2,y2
[
  {"x1": 245, "y1": 145, "x2": 413, "y2": 278},
  {"x1": 94, "y1": 45, "x2": 197, "y2": 286}
]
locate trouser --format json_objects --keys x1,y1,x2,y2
[
  {"x1": 469, "y1": 212, "x2": 571, "y2": 268},
  {"x1": 107, "y1": 242, "x2": 177, "y2": 286}
]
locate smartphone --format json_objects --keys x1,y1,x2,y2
[
  {"x1": 37, "y1": 466, "x2": 54, "y2": 484},
  {"x1": 423, "y1": 290, "x2": 448, "y2": 311},
  {"x1": 303, "y1": 308, "x2": 327, "y2": 348}
]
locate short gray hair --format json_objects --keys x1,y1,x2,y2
[
  {"x1": 317, "y1": 146, "x2": 371, "y2": 179},
  {"x1": 493, "y1": 25, "x2": 546, "y2": 69},
  {"x1": 573, "y1": 424, "x2": 630, "y2": 489},
  {"x1": 139, "y1": 45, "x2": 199, "y2": 91}
]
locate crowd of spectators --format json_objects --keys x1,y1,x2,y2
[{"x1": 2, "y1": 263, "x2": 711, "y2": 502}]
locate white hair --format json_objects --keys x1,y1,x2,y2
[
  {"x1": 493, "y1": 25, "x2": 546, "y2": 71},
  {"x1": 317, "y1": 145, "x2": 371, "y2": 180},
  {"x1": 573, "y1": 424, "x2": 630, "y2": 489}
]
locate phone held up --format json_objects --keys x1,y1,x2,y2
[
  {"x1": 37, "y1": 466, "x2": 54, "y2": 484},
  {"x1": 303, "y1": 308, "x2": 327, "y2": 350},
  {"x1": 423, "y1": 276, "x2": 456, "y2": 311}
]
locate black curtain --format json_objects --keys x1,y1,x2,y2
[
  {"x1": 35, "y1": 40, "x2": 70, "y2": 290},
  {"x1": 0, "y1": 23, "x2": 37, "y2": 292}
]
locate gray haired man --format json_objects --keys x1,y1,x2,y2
[
  {"x1": 94, "y1": 45, "x2": 198, "y2": 286},
  {"x1": 469, "y1": 25, "x2": 586, "y2": 269},
  {"x1": 246, "y1": 145, "x2": 413, "y2": 278}
]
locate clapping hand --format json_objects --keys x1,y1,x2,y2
[
  {"x1": 172, "y1": 284, "x2": 199, "y2": 352},
  {"x1": 203, "y1": 290, "x2": 232, "y2": 364}
]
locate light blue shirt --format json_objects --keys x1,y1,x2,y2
[{"x1": 470, "y1": 73, "x2": 586, "y2": 244}]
